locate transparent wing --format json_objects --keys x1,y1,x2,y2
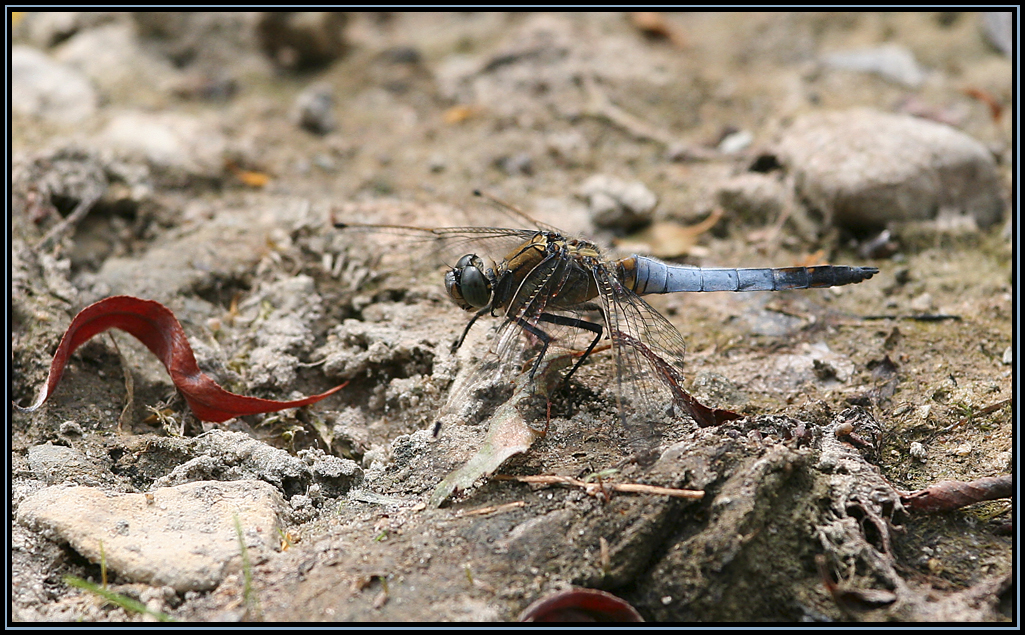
[
  {"x1": 335, "y1": 222, "x2": 542, "y2": 274},
  {"x1": 333, "y1": 194, "x2": 556, "y2": 277},
  {"x1": 591, "y1": 263, "x2": 683, "y2": 454},
  {"x1": 592, "y1": 259, "x2": 740, "y2": 456}
]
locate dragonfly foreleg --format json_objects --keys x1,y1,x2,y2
[
  {"x1": 536, "y1": 313, "x2": 603, "y2": 388},
  {"x1": 513, "y1": 318, "x2": 556, "y2": 380},
  {"x1": 452, "y1": 305, "x2": 492, "y2": 353},
  {"x1": 515, "y1": 313, "x2": 603, "y2": 389}
]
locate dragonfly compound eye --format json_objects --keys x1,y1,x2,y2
[{"x1": 446, "y1": 254, "x2": 492, "y2": 310}]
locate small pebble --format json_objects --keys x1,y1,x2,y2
[
  {"x1": 59, "y1": 420, "x2": 83, "y2": 437},
  {"x1": 11, "y1": 45, "x2": 98, "y2": 123},
  {"x1": 428, "y1": 153, "x2": 447, "y2": 173},
  {"x1": 909, "y1": 292, "x2": 935, "y2": 313},
  {"x1": 834, "y1": 421, "x2": 855, "y2": 436},
  {"x1": 717, "y1": 129, "x2": 753, "y2": 154},
  {"x1": 294, "y1": 83, "x2": 336, "y2": 135},
  {"x1": 578, "y1": 174, "x2": 658, "y2": 231},
  {"x1": 496, "y1": 153, "x2": 533, "y2": 176},
  {"x1": 982, "y1": 12, "x2": 1013, "y2": 57},
  {"x1": 821, "y1": 44, "x2": 926, "y2": 88}
]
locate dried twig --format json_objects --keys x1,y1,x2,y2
[
  {"x1": 457, "y1": 501, "x2": 527, "y2": 517},
  {"x1": 932, "y1": 397, "x2": 1012, "y2": 437},
  {"x1": 35, "y1": 192, "x2": 101, "y2": 252},
  {"x1": 493, "y1": 474, "x2": 704, "y2": 499},
  {"x1": 580, "y1": 75, "x2": 678, "y2": 148},
  {"x1": 859, "y1": 314, "x2": 963, "y2": 322},
  {"x1": 107, "y1": 333, "x2": 135, "y2": 435}
]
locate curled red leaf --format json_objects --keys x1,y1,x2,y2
[
  {"x1": 15, "y1": 295, "x2": 345, "y2": 422},
  {"x1": 518, "y1": 588, "x2": 644, "y2": 622}
]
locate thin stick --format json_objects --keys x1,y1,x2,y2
[
  {"x1": 457, "y1": 501, "x2": 527, "y2": 517},
  {"x1": 580, "y1": 74, "x2": 676, "y2": 147},
  {"x1": 35, "y1": 192, "x2": 101, "y2": 252},
  {"x1": 108, "y1": 333, "x2": 135, "y2": 435},
  {"x1": 494, "y1": 474, "x2": 704, "y2": 499},
  {"x1": 932, "y1": 397, "x2": 1012, "y2": 437}
]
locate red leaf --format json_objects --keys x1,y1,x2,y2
[
  {"x1": 15, "y1": 295, "x2": 346, "y2": 423},
  {"x1": 518, "y1": 588, "x2": 644, "y2": 622}
]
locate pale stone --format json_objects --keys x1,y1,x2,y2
[{"x1": 17, "y1": 480, "x2": 287, "y2": 592}]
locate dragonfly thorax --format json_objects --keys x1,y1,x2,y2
[{"x1": 445, "y1": 254, "x2": 494, "y2": 311}]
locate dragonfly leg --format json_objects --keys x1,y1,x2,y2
[
  {"x1": 515, "y1": 313, "x2": 603, "y2": 392},
  {"x1": 535, "y1": 313, "x2": 603, "y2": 388},
  {"x1": 514, "y1": 318, "x2": 556, "y2": 380},
  {"x1": 452, "y1": 305, "x2": 492, "y2": 353}
]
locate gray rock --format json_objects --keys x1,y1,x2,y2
[
  {"x1": 131, "y1": 12, "x2": 268, "y2": 74},
  {"x1": 74, "y1": 200, "x2": 289, "y2": 304},
  {"x1": 240, "y1": 275, "x2": 323, "y2": 392},
  {"x1": 26, "y1": 444, "x2": 97, "y2": 486},
  {"x1": 774, "y1": 109, "x2": 1005, "y2": 231},
  {"x1": 17, "y1": 480, "x2": 287, "y2": 592},
  {"x1": 717, "y1": 129, "x2": 754, "y2": 154},
  {"x1": 11, "y1": 45, "x2": 98, "y2": 123},
  {"x1": 14, "y1": 145, "x2": 109, "y2": 210},
  {"x1": 716, "y1": 172, "x2": 787, "y2": 226},
  {"x1": 546, "y1": 130, "x2": 591, "y2": 167},
  {"x1": 329, "y1": 407, "x2": 371, "y2": 460},
  {"x1": 152, "y1": 430, "x2": 363, "y2": 501},
  {"x1": 822, "y1": 44, "x2": 927, "y2": 88},
  {"x1": 98, "y1": 111, "x2": 227, "y2": 179},
  {"x1": 293, "y1": 83, "x2": 336, "y2": 135},
  {"x1": 154, "y1": 430, "x2": 311, "y2": 498},
  {"x1": 689, "y1": 372, "x2": 747, "y2": 410},
  {"x1": 298, "y1": 448, "x2": 364, "y2": 498},
  {"x1": 15, "y1": 11, "x2": 120, "y2": 48},
  {"x1": 53, "y1": 22, "x2": 178, "y2": 103},
  {"x1": 434, "y1": 14, "x2": 575, "y2": 114},
  {"x1": 759, "y1": 342, "x2": 855, "y2": 392},
  {"x1": 495, "y1": 152, "x2": 534, "y2": 176},
  {"x1": 982, "y1": 12, "x2": 1013, "y2": 57},
  {"x1": 578, "y1": 174, "x2": 658, "y2": 231},
  {"x1": 319, "y1": 319, "x2": 436, "y2": 385},
  {"x1": 58, "y1": 421, "x2": 84, "y2": 438},
  {"x1": 909, "y1": 292, "x2": 935, "y2": 313},
  {"x1": 17, "y1": 11, "x2": 83, "y2": 47}
]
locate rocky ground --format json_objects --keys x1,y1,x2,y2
[{"x1": 10, "y1": 12, "x2": 1013, "y2": 622}]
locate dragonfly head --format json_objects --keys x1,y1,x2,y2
[{"x1": 445, "y1": 254, "x2": 493, "y2": 311}]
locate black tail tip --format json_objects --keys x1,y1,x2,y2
[{"x1": 333, "y1": 221, "x2": 349, "y2": 229}]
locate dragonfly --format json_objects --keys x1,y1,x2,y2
[{"x1": 335, "y1": 194, "x2": 878, "y2": 453}]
